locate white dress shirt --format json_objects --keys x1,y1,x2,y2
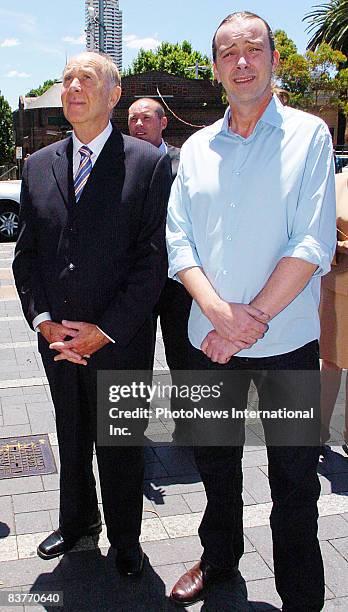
[{"x1": 33, "y1": 122, "x2": 115, "y2": 343}]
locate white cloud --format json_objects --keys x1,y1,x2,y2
[
  {"x1": 124, "y1": 34, "x2": 161, "y2": 51},
  {"x1": 4, "y1": 70, "x2": 30, "y2": 78},
  {"x1": 62, "y1": 34, "x2": 86, "y2": 45},
  {"x1": 1, "y1": 38, "x2": 20, "y2": 48},
  {"x1": 0, "y1": 9, "x2": 36, "y2": 33}
]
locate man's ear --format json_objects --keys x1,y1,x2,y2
[
  {"x1": 272, "y1": 49, "x2": 280, "y2": 71},
  {"x1": 161, "y1": 116, "x2": 168, "y2": 131},
  {"x1": 213, "y1": 62, "x2": 220, "y2": 84},
  {"x1": 109, "y1": 85, "x2": 122, "y2": 110}
]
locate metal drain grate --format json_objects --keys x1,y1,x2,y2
[{"x1": 0, "y1": 434, "x2": 57, "y2": 479}]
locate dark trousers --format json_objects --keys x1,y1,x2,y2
[
  {"x1": 190, "y1": 341, "x2": 324, "y2": 612},
  {"x1": 153, "y1": 278, "x2": 192, "y2": 374},
  {"x1": 40, "y1": 324, "x2": 154, "y2": 549}
]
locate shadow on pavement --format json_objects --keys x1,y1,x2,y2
[{"x1": 318, "y1": 446, "x2": 348, "y2": 495}]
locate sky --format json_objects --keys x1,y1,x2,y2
[{"x1": 0, "y1": 0, "x2": 320, "y2": 109}]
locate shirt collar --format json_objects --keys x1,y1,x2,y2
[
  {"x1": 217, "y1": 94, "x2": 286, "y2": 138},
  {"x1": 158, "y1": 139, "x2": 167, "y2": 154},
  {"x1": 72, "y1": 121, "x2": 113, "y2": 159}
]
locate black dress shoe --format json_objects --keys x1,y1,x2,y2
[
  {"x1": 170, "y1": 560, "x2": 238, "y2": 606},
  {"x1": 115, "y1": 544, "x2": 144, "y2": 576},
  {"x1": 37, "y1": 520, "x2": 102, "y2": 560}
]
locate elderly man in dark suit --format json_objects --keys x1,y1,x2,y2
[
  {"x1": 128, "y1": 99, "x2": 192, "y2": 439},
  {"x1": 13, "y1": 52, "x2": 172, "y2": 575}
]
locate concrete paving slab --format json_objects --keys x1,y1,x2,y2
[
  {"x1": 0, "y1": 476, "x2": 43, "y2": 497},
  {"x1": 330, "y1": 537, "x2": 348, "y2": 562},
  {"x1": 15, "y1": 511, "x2": 52, "y2": 536},
  {"x1": 244, "y1": 525, "x2": 274, "y2": 572},
  {"x1": 12, "y1": 491, "x2": 59, "y2": 514},
  {"x1": 0, "y1": 495, "x2": 15, "y2": 535},
  {"x1": 321, "y1": 540, "x2": 348, "y2": 597},
  {"x1": 142, "y1": 536, "x2": 203, "y2": 566}
]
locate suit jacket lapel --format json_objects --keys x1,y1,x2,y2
[
  {"x1": 52, "y1": 138, "x2": 74, "y2": 209},
  {"x1": 71, "y1": 127, "x2": 125, "y2": 218}
]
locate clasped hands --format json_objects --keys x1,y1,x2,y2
[
  {"x1": 38, "y1": 320, "x2": 110, "y2": 365},
  {"x1": 201, "y1": 301, "x2": 270, "y2": 364}
]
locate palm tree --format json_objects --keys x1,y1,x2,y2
[{"x1": 303, "y1": 0, "x2": 348, "y2": 54}]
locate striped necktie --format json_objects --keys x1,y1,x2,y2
[{"x1": 74, "y1": 145, "x2": 92, "y2": 202}]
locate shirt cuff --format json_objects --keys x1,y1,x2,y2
[
  {"x1": 282, "y1": 237, "x2": 334, "y2": 277},
  {"x1": 168, "y1": 249, "x2": 202, "y2": 281},
  {"x1": 33, "y1": 312, "x2": 52, "y2": 332},
  {"x1": 96, "y1": 326, "x2": 115, "y2": 344}
]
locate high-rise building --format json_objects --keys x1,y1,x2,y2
[{"x1": 85, "y1": 0, "x2": 122, "y2": 72}]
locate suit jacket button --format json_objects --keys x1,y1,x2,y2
[{"x1": 68, "y1": 263, "x2": 75, "y2": 271}]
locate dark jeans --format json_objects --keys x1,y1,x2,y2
[{"x1": 190, "y1": 340, "x2": 324, "y2": 612}]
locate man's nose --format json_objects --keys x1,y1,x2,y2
[
  {"x1": 135, "y1": 118, "x2": 143, "y2": 126},
  {"x1": 69, "y1": 77, "x2": 81, "y2": 90},
  {"x1": 236, "y1": 55, "x2": 248, "y2": 68}
]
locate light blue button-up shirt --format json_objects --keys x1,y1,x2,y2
[{"x1": 166, "y1": 95, "x2": 336, "y2": 357}]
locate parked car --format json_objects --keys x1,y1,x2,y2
[
  {"x1": 0, "y1": 180, "x2": 21, "y2": 241},
  {"x1": 334, "y1": 154, "x2": 348, "y2": 174}
]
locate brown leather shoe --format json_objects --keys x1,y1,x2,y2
[{"x1": 170, "y1": 560, "x2": 238, "y2": 606}]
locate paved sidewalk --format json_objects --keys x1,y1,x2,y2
[{"x1": 0, "y1": 242, "x2": 347, "y2": 611}]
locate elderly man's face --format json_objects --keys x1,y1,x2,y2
[
  {"x1": 213, "y1": 17, "x2": 279, "y2": 109},
  {"x1": 61, "y1": 54, "x2": 121, "y2": 133},
  {"x1": 128, "y1": 101, "x2": 167, "y2": 147}
]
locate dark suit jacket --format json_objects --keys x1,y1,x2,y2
[
  {"x1": 13, "y1": 128, "x2": 172, "y2": 364},
  {"x1": 166, "y1": 144, "x2": 180, "y2": 179}
]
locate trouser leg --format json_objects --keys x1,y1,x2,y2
[
  {"x1": 266, "y1": 445, "x2": 323, "y2": 612},
  {"x1": 194, "y1": 445, "x2": 244, "y2": 570},
  {"x1": 189, "y1": 345, "x2": 247, "y2": 570},
  {"x1": 159, "y1": 279, "x2": 192, "y2": 373},
  {"x1": 255, "y1": 342, "x2": 324, "y2": 611},
  {"x1": 43, "y1": 360, "x2": 99, "y2": 538},
  {"x1": 96, "y1": 445, "x2": 144, "y2": 548},
  {"x1": 80, "y1": 364, "x2": 146, "y2": 549}
]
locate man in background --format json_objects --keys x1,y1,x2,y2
[{"x1": 129, "y1": 98, "x2": 192, "y2": 441}]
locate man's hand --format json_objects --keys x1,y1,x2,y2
[
  {"x1": 38, "y1": 321, "x2": 78, "y2": 344},
  {"x1": 49, "y1": 320, "x2": 110, "y2": 365},
  {"x1": 201, "y1": 330, "x2": 246, "y2": 364},
  {"x1": 337, "y1": 240, "x2": 348, "y2": 255},
  {"x1": 206, "y1": 301, "x2": 269, "y2": 344}
]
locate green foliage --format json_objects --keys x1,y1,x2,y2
[
  {"x1": 125, "y1": 41, "x2": 213, "y2": 80},
  {"x1": 276, "y1": 52, "x2": 311, "y2": 96},
  {"x1": 275, "y1": 30, "x2": 347, "y2": 113},
  {"x1": 26, "y1": 79, "x2": 58, "y2": 98},
  {"x1": 274, "y1": 30, "x2": 298, "y2": 60},
  {"x1": 0, "y1": 94, "x2": 14, "y2": 164},
  {"x1": 304, "y1": 0, "x2": 348, "y2": 55}
]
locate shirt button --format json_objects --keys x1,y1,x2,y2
[
  {"x1": 226, "y1": 235, "x2": 232, "y2": 241},
  {"x1": 230, "y1": 203, "x2": 236, "y2": 208},
  {"x1": 223, "y1": 270, "x2": 228, "y2": 275},
  {"x1": 235, "y1": 171, "x2": 240, "y2": 176},
  {"x1": 68, "y1": 263, "x2": 75, "y2": 271}
]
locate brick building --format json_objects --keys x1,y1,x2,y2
[
  {"x1": 13, "y1": 71, "x2": 225, "y2": 155},
  {"x1": 114, "y1": 71, "x2": 225, "y2": 147}
]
